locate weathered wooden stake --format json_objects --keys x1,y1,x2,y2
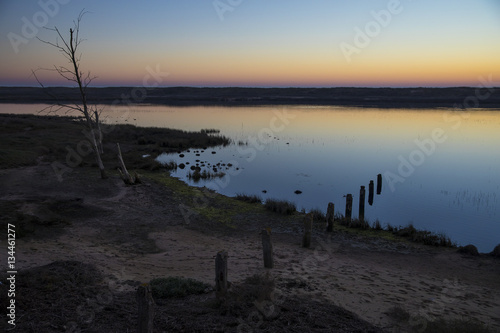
[
  {"x1": 368, "y1": 181, "x2": 374, "y2": 206},
  {"x1": 302, "y1": 213, "x2": 313, "y2": 248},
  {"x1": 117, "y1": 142, "x2": 136, "y2": 185},
  {"x1": 359, "y1": 186, "x2": 366, "y2": 221},
  {"x1": 345, "y1": 194, "x2": 353, "y2": 222},
  {"x1": 136, "y1": 284, "x2": 155, "y2": 333},
  {"x1": 377, "y1": 174, "x2": 382, "y2": 195},
  {"x1": 215, "y1": 250, "x2": 228, "y2": 297},
  {"x1": 262, "y1": 228, "x2": 274, "y2": 268},
  {"x1": 326, "y1": 202, "x2": 335, "y2": 232}
]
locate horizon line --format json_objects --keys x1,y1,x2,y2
[{"x1": 0, "y1": 85, "x2": 497, "y2": 89}]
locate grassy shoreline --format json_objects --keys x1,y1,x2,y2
[{"x1": 1, "y1": 113, "x2": 496, "y2": 254}]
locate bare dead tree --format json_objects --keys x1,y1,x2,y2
[{"x1": 33, "y1": 10, "x2": 107, "y2": 179}]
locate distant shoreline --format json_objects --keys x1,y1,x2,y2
[{"x1": 1, "y1": 86, "x2": 500, "y2": 109}]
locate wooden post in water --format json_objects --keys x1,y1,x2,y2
[
  {"x1": 377, "y1": 174, "x2": 382, "y2": 195},
  {"x1": 136, "y1": 284, "x2": 155, "y2": 333},
  {"x1": 359, "y1": 186, "x2": 366, "y2": 221},
  {"x1": 368, "y1": 181, "x2": 374, "y2": 206},
  {"x1": 302, "y1": 213, "x2": 313, "y2": 248},
  {"x1": 345, "y1": 194, "x2": 353, "y2": 223},
  {"x1": 262, "y1": 228, "x2": 274, "y2": 268},
  {"x1": 326, "y1": 202, "x2": 335, "y2": 232},
  {"x1": 215, "y1": 250, "x2": 228, "y2": 297}
]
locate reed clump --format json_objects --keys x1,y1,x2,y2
[
  {"x1": 264, "y1": 198, "x2": 296, "y2": 215},
  {"x1": 234, "y1": 193, "x2": 262, "y2": 204}
]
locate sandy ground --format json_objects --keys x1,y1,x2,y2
[{"x1": 1, "y1": 163, "x2": 499, "y2": 332}]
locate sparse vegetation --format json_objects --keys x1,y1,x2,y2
[
  {"x1": 335, "y1": 216, "x2": 456, "y2": 248},
  {"x1": 187, "y1": 169, "x2": 225, "y2": 181},
  {"x1": 309, "y1": 208, "x2": 326, "y2": 221},
  {"x1": 201, "y1": 128, "x2": 220, "y2": 134},
  {"x1": 163, "y1": 160, "x2": 178, "y2": 171},
  {"x1": 235, "y1": 193, "x2": 262, "y2": 203},
  {"x1": 373, "y1": 219, "x2": 383, "y2": 230},
  {"x1": 264, "y1": 198, "x2": 297, "y2": 215},
  {"x1": 339, "y1": 217, "x2": 370, "y2": 230}
]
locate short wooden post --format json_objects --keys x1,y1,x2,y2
[
  {"x1": 326, "y1": 202, "x2": 335, "y2": 232},
  {"x1": 345, "y1": 194, "x2": 353, "y2": 222},
  {"x1": 215, "y1": 250, "x2": 228, "y2": 297},
  {"x1": 136, "y1": 284, "x2": 155, "y2": 333},
  {"x1": 359, "y1": 186, "x2": 365, "y2": 221},
  {"x1": 377, "y1": 174, "x2": 382, "y2": 195},
  {"x1": 302, "y1": 213, "x2": 313, "y2": 248},
  {"x1": 262, "y1": 228, "x2": 274, "y2": 268},
  {"x1": 368, "y1": 181, "x2": 374, "y2": 206}
]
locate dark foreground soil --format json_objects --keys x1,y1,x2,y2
[{"x1": 0, "y1": 261, "x2": 382, "y2": 332}]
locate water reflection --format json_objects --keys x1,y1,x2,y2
[
  {"x1": 152, "y1": 106, "x2": 500, "y2": 253},
  {"x1": 1, "y1": 103, "x2": 499, "y2": 252}
]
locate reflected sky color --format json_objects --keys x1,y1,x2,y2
[
  {"x1": 1, "y1": 0, "x2": 500, "y2": 87},
  {"x1": 0, "y1": 103, "x2": 499, "y2": 251}
]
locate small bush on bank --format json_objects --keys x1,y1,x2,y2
[{"x1": 264, "y1": 198, "x2": 296, "y2": 215}]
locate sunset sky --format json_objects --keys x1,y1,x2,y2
[{"x1": 1, "y1": 0, "x2": 499, "y2": 87}]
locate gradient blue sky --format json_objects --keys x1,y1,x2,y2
[{"x1": 1, "y1": 0, "x2": 499, "y2": 87}]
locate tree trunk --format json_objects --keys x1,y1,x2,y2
[
  {"x1": 95, "y1": 110, "x2": 104, "y2": 154},
  {"x1": 69, "y1": 27, "x2": 107, "y2": 180},
  {"x1": 90, "y1": 126, "x2": 107, "y2": 179}
]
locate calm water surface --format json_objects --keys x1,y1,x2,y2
[{"x1": 2, "y1": 104, "x2": 499, "y2": 252}]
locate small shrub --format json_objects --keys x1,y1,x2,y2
[
  {"x1": 373, "y1": 219, "x2": 383, "y2": 231},
  {"x1": 349, "y1": 218, "x2": 370, "y2": 230},
  {"x1": 492, "y1": 244, "x2": 500, "y2": 258},
  {"x1": 309, "y1": 208, "x2": 326, "y2": 222},
  {"x1": 235, "y1": 193, "x2": 262, "y2": 204},
  {"x1": 264, "y1": 198, "x2": 296, "y2": 215},
  {"x1": 150, "y1": 277, "x2": 211, "y2": 299},
  {"x1": 397, "y1": 223, "x2": 417, "y2": 238},
  {"x1": 458, "y1": 244, "x2": 479, "y2": 256}
]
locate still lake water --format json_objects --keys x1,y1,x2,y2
[{"x1": 2, "y1": 104, "x2": 499, "y2": 252}]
